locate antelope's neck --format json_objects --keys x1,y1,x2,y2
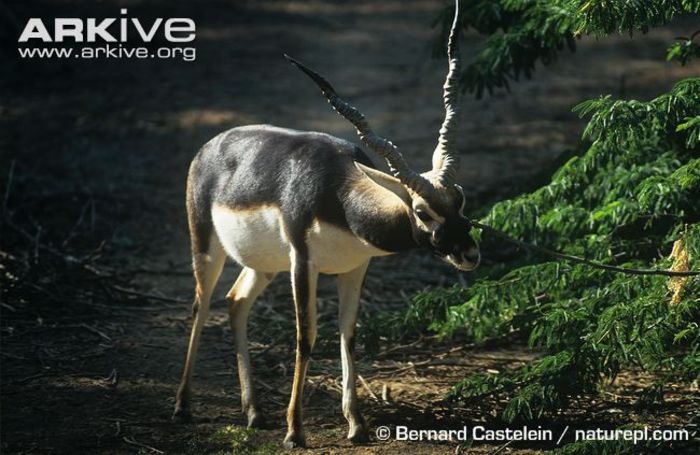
[{"x1": 341, "y1": 174, "x2": 417, "y2": 254}]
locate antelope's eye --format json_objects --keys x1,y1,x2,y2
[{"x1": 415, "y1": 209, "x2": 432, "y2": 223}]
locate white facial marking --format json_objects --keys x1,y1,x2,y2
[{"x1": 413, "y1": 202, "x2": 445, "y2": 233}]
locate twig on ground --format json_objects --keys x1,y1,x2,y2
[
  {"x1": 62, "y1": 197, "x2": 93, "y2": 248},
  {"x1": 109, "y1": 285, "x2": 188, "y2": 303},
  {"x1": 128, "y1": 267, "x2": 192, "y2": 276},
  {"x1": 374, "y1": 335, "x2": 428, "y2": 358},
  {"x1": 79, "y1": 323, "x2": 112, "y2": 342},
  {"x1": 358, "y1": 374, "x2": 381, "y2": 403},
  {"x1": 381, "y1": 383, "x2": 392, "y2": 403},
  {"x1": 490, "y1": 439, "x2": 514, "y2": 455},
  {"x1": 122, "y1": 436, "x2": 163, "y2": 454},
  {"x1": 2, "y1": 159, "x2": 15, "y2": 217},
  {"x1": 1, "y1": 302, "x2": 16, "y2": 312},
  {"x1": 255, "y1": 378, "x2": 275, "y2": 391}
]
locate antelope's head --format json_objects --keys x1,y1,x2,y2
[
  {"x1": 404, "y1": 179, "x2": 480, "y2": 272},
  {"x1": 286, "y1": 0, "x2": 479, "y2": 271}
]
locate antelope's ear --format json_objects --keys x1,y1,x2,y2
[{"x1": 354, "y1": 162, "x2": 412, "y2": 206}]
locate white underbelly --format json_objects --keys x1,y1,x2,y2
[
  {"x1": 212, "y1": 204, "x2": 291, "y2": 272},
  {"x1": 211, "y1": 203, "x2": 390, "y2": 274}
]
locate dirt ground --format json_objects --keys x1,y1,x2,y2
[{"x1": 1, "y1": 1, "x2": 699, "y2": 454}]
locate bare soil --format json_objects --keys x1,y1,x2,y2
[{"x1": 1, "y1": 1, "x2": 698, "y2": 454}]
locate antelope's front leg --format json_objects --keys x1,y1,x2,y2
[
  {"x1": 283, "y1": 249, "x2": 318, "y2": 449},
  {"x1": 337, "y1": 261, "x2": 370, "y2": 444}
]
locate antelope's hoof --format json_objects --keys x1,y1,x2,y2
[
  {"x1": 171, "y1": 404, "x2": 192, "y2": 423},
  {"x1": 348, "y1": 426, "x2": 370, "y2": 445},
  {"x1": 246, "y1": 409, "x2": 265, "y2": 429},
  {"x1": 282, "y1": 432, "x2": 306, "y2": 449}
]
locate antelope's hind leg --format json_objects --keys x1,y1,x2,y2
[
  {"x1": 174, "y1": 237, "x2": 227, "y2": 420},
  {"x1": 226, "y1": 267, "x2": 276, "y2": 428},
  {"x1": 283, "y1": 250, "x2": 319, "y2": 449},
  {"x1": 337, "y1": 261, "x2": 370, "y2": 444}
]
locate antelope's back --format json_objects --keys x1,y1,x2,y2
[
  {"x1": 186, "y1": 124, "x2": 379, "y2": 272},
  {"x1": 189, "y1": 124, "x2": 373, "y2": 214}
]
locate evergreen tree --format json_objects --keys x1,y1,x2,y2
[
  {"x1": 363, "y1": 1, "x2": 700, "y2": 452},
  {"x1": 433, "y1": 0, "x2": 699, "y2": 96}
]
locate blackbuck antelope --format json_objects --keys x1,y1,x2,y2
[{"x1": 173, "y1": 0, "x2": 479, "y2": 448}]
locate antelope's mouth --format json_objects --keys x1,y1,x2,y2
[{"x1": 443, "y1": 251, "x2": 480, "y2": 272}]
